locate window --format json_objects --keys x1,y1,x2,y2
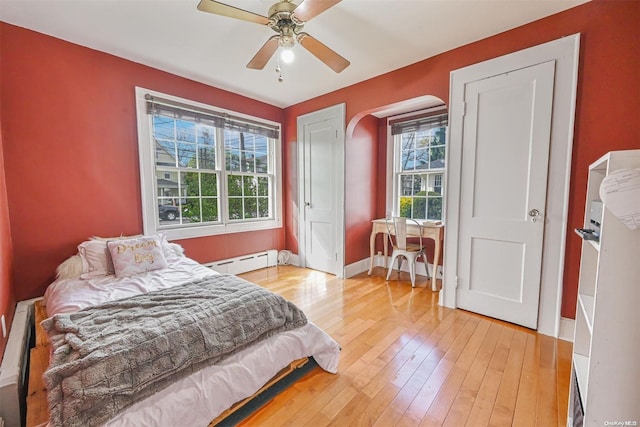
[
  {"x1": 135, "y1": 88, "x2": 282, "y2": 239},
  {"x1": 389, "y1": 106, "x2": 447, "y2": 221}
]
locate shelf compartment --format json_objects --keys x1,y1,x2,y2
[
  {"x1": 578, "y1": 294, "x2": 594, "y2": 333},
  {"x1": 573, "y1": 353, "x2": 589, "y2": 410}
]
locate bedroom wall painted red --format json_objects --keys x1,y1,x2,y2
[
  {"x1": 0, "y1": 101, "x2": 16, "y2": 359},
  {"x1": 344, "y1": 114, "x2": 378, "y2": 264},
  {"x1": 0, "y1": 23, "x2": 285, "y2": 301},
  {"x1": 284, "y1": 0, "x2": 640, "y2": 319}
]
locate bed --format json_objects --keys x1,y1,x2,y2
[{"x1": 30, "y1": 234, "x2": 340, "y2": 427}]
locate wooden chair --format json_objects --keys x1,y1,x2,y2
[{"x1": 385, "y1": 217, "x2": 430, "y2": 287}]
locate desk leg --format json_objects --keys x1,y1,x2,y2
[
  {"x1": 383, "y1": 234, "x2": 388, "y2": 269},
  {"x1": 432, "y1": 235, "x2": 442, "y2": 291},
  {"x1": 368, "y1": 230, "x2": 376, "y2": 275}
]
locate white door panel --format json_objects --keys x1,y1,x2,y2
[
  {"x1": 297, "y1": 104, "x2": 345, "y2": 276},
  {"x1": 457, "y1": 60, "x2": 555, "y2": 329},
  {"x1": 304, "y1": 120, "x2": 337, "y2": 273}
]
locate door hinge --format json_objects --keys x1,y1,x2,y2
[{"x1": 461, "y1": 102, "x2": 466, "y2": 117}]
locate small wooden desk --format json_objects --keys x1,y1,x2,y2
[{"x1": 368, "y1": 218, "x2": 444, "y2": 291}]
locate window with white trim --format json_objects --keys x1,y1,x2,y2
[
  {"x1": 390, "y1": 107, "x2": 447, "y2": 221},
  {"x1": 135, "y1": 88, "x2": 282, "y2": 239}
]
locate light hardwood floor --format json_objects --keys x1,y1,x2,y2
[{"x1": 237, "y1": 265, "x2": 572, "y2": 427}]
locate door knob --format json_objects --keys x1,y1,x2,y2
[{"x1": 528, "y1": 208, "x2": 540, "y2": 223}]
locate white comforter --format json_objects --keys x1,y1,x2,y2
[{"x1": 43, "y1": 257, "x2": 340, "y2": 427}]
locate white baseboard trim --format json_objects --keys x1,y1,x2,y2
[
  {"x1": 344, "y1": 258, "x2": 371, "y2": 278},
  {"x1": 558, "y1": 317, "x2": 575, "y2": 342},
  {"x1": 344, "y1": 255, "x2": 442, "y2": 280}
]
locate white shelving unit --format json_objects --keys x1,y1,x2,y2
[{"x1": 568, "y1": 150, "x2": 640, "y2": 426}]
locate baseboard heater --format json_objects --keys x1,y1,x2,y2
[
  {"x1": 204, "y1": 250, "x2": 278, "y2": 275},
  {"x1": 0, "y1": 298, "x2": 38, "y2": 427}
]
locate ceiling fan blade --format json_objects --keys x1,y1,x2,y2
[
  {"x1": 197, "y1": 0, "x2": 269, "y2": 25},
  {"x1": 247, "y1": 36, "x2": 280, "y2": 70},
  {"x1": 293, "y1": 0, "x2": 341, "y2": 22},
  {"x1": 298, "y1": 33, "x2": 350, "y2": 73}
]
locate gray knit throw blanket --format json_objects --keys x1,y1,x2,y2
[{"x1": 41, "y1": 274, "x2": 308, "y2": 427}]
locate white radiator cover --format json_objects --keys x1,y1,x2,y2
[
  {"x1": 0, "y1": 298, "x2": 38, "y2": 427},
  {"x1": 203, "y1": 250, "x2": 278, "y2": 275}
]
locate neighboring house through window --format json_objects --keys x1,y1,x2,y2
[
  {"x1": 389, "y1": 106, "x2": 448, "y2": 221},
  {"x1": 135, "y1": 88, "x2": 282, "y2": 239}
]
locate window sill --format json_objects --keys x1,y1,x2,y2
[{"x1": 154, "y1": 218, "x2": 282, "y2": 240}]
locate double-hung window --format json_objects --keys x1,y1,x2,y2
[
  {"x1": 389, "y1": 106, "x2": 448, "y2": 221},
  {"x1": 135, "y1": 88, "x2": 282, "y2": 239}
]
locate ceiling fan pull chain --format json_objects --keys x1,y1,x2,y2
[{"x1": 276, "y1": 56, "x2": 284, "y2": 82}]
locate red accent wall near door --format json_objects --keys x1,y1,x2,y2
[
  {"x1": 283, "y1": 0, "x2": 640, "y2": 318},
  {"x1": 0, "y1": 105, "x2": 16, "y2": 359},
  {"x1": 0, "y1": 23, "x2": 285, "y2": 301}
]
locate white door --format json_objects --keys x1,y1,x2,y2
[
  {"x1": 456, "y1": 60, "x2": 556, "y2": 329},
  {"x1": 298, "y1": 104, "x2": 345, "y2": 275}
]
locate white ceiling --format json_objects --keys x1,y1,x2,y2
[{"x1": 1, "y1": 0, "x2": 588, "y2": 108}]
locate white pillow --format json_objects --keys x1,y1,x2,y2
[{"x1": 78, "y1": 240, "x2": 113, "y2": 279}]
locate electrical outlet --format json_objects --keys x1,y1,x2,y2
[{"x1": 1, "y1": 314, "x2": 6, "y2": 338}]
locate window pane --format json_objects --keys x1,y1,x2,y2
[
  {"x1": 198, "y1": 146, "x2": 216, "y2": 170},
  {"x1": 256, "y1": 155, "x2": 268, "y2": 173},
  {"x1": 184, "y1": 198, "x2": 200, "y2": 223},
  {"x1": 258, "y1": 198, "x2": 269, "y2": 218},
  {"x1": 200, "y1": 173, "x2": 217, "y2": 197},
  {"x1": 241, "y1": 151, "x2": 255, "y2": 173},
  {"x1": 244, "y1": 198, "x2": 257, "y2": 219},
  {"x1": 153, "y1": 116, "x2": 174, "y2": 139},
  {"x1": 229, "y1": 198, "x2": 242, "y2": 220},
  {"x1": 228, "y1": 175, "x2": 242, "y2": 197},
  {"x1": 400, "y1": 196, "x2": 413, "y2": 218},
  {"x1": 243, "y1": 176, "x2": 256, "y2": 197},
  {"x1": 429, "y1": 146, "x2": 445, "y2": 168},
  {"x1": 433, "y1": 127, "x2": 447, "y2": 146},
  {"x1": 181, "y1": 171, "x2": 200, "y2": 197},
  {"x1": 177, "y1": 142, "x2": 196, "y2": 168},
  {"x1": 242, "y1": 134, "x2": 255, "y2": 151},
  {"x1": 255, "y1": 136, "x2": 268, "y2": 173},
  {"x1": 428, "y1": 197, "x2": 443, "y2": 220},
  {"x1": 155, "y1": 140, "x2": 176, "y2": 167},
  {"x1": 226, "y1": 149, "x2": 240, "y2": 171},
  {"x1": 415, "y1": 148, "x2": 429, "y2": 170},
  {"x1": 257, "y1": 177, "x2": 269, "y2": 197},
  {"x1": 400, "y1": 174, "x2": 413, "y2": 196},
  {"x1": 415, "y1": 130, "x2": 431, "y2": 148},
  {"x1": 197, "y1": 125, "x2": 216, "y2": 146},
  {"x1": 413, "y1": 197, "x2": 427, "y2": 219},
  {"x1": 201, "y1": 197, "x2": 218, "y2": 222},
  {"x1": 401, "y1": 133, "x2": 415, "y2": 171},
  {"x1": 176, "y1": 120, "x2": 195, "y2": 143}
]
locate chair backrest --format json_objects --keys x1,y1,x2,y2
[{"x1": 386, "y1": 217, "x2": 423, "y2": 250}]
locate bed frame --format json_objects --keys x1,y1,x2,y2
[{"x1": 25, "y1": 300, "x2": 311, "y2": 427}]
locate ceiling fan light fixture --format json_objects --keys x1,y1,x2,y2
[{"x1": 280, "y1": 47, "x2": 295, "y2": 64}]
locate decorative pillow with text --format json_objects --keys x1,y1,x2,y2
[{"x1": 107, "y1": 236, "x2": 168, "y2": 277}]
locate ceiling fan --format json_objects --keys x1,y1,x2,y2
[{"x1": 197, "y1": 0, "x2": 350, "y2": 73}]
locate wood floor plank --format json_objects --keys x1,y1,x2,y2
[
  {"x1": 236, "y1": 266, "x2": 572, "y2": 427},
  {"x1": 512, "y1": 333, "x2": 540, "y2": 427}
]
